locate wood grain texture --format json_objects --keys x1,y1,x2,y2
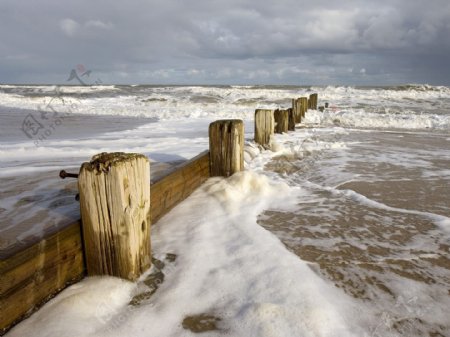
[
  {"x1": 255, "y1": 109, "x2": 274, "y2": 146},
  {"x1": 78, "y1": 152, "x2": 151, "y2": 281},
  {"x1": 299, "y1": 97, "x2": 308, "y2": 118},
  {"x1": 274, "y1": 109, "x2": 289, "y2": 134},
  {"x1": 287, "y1": 108, "x2": 295, "y2": 131},
  {"x1": 297, "y1": 99, "x2": 304, "y2": 123},
  {"x1": 0, "y1": 221, "x2": 84, "y2": 334},
  {"x1": 209, "y1": 120, "x2": 244, "y2": 177},
  {"x1": 308, "y1": 93, "x2": 318, "y2": 110},
  {"x1": 150, "y1": 151, "x2": 210, "y2": 224},
  {"x1": 291, "y1": 99, "x2": 299, "y2": 124}
]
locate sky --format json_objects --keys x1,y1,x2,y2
[{"x1": 1, "y1": 0, "x2": 450, "y2": 85}]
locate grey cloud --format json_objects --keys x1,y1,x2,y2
[
  {"x1": 0, "y1": 0, "x2": 449, "y2": 84},
  {"x1": 59, "y1": 18, "x2": 113, "y2": 38}
]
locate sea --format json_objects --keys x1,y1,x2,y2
[{"x1": 1, "y1": 84, "x2": 450, "y2": 337}]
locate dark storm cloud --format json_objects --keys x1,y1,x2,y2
[{"x1": 0, "y1": 0, "x2": 449, "y2": 84}]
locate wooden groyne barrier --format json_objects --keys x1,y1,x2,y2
[
  {"x1": 254, "y1": 94, "x2": 317, "y2": 146},
  {"x1": 0, "y1": 93, "x2": 319, "y2": 334},
  {"x1": 0, "y1": 154, "x2": 213, "y2": 333}
]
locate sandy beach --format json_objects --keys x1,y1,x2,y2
[{"x1": 259, "y1": 129, "x2": 450, "y2": 336}]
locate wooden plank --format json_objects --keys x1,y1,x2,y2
[
  {"x1": 150, "y1": 151, "x2": 210, "y2": 224},
  {"x1": 0, "y1": 221, "x2": 85, "y2": 333}
]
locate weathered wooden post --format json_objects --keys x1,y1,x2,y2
[
  {"x1": 292, "y1": 99, "x2": 302, "y2": 123},
  {"x1": 209, "y1": 119, "x2": 244, "y2": 177},
  {"x1": 299, "y1": 97, "x2": 308, "y2": 117},
  {"x1": 291, "y1": 99, "x2": 299, "y2": 124},
  {"x1": 297, "y1": 99, "x2": 304, "y2": 123},
  {"x1": 255, "y1": 109, "x2": 274, "y2": 147},
  {"x1": 274, "y1": 109, "x2": 289, "y2": 134},
  {"x1": 78, "y1": 152, "x2": 151, "y2": 281},
  {"x1": 309, "y1": 93, "x2": 318, "y2": 110},
  {"x1": 287, "y1": 108, "x2": 295, "y2": 131}
]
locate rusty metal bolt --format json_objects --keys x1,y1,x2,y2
[{"x1": 59, "y1": 170, "x2": 79, "y2": 179}]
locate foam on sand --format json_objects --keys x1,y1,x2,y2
[
  {"x1": 6, "y1": 277, "x2": 135, "y2": 337},
  {"x1": 6, "y1": 171, "x2": 367, "y2": 337}
]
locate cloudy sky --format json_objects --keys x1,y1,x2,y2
[{"x1": 1, "y1": 0, "x2": 449, "y2": 85}]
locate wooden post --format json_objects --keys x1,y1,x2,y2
[
  {"x1": 297, "y1": 99, "x2": 304, "y2": 123},
  {"x1": 255, "y1": 109, "x2": 274, "y2": 146},
  {"x1": 309, "y1": 93, "x2": 318, "y2": 110},
  {"x1": 291, "y1": 99, "x2": 298, "y2": 124},
  {"x1": 209, "y1": 120, "x2": 244, "y2": 177},
  {"x1": 299, "y1": 97, "x2": 308, "y2": 117},
  {"x1": 274, "y1": 109, "x2": 289, "y2": 133},
  {"x1": 78, "y1": 152, "x2": 151, "y2": 281},
  {"x1": 292, "y1": 99, "x2": 302, "y2": 124},
  {"x1": 287, "y1": 108, "x2": 295, "y2": 131}
]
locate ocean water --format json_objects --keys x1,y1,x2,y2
[{"x1": 1, "y1": 84, "x2": 450, "y2": 336}]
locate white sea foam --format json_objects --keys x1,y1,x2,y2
[
  {"x1": 6, "y1": 277, "x2": 136, "y2": 337},
  {"x1": 6, "y1": 172, "x2": 368, "y2": 337},
  {"x1": 303, "y1": 108, "x2": 450, "y2": 130}
]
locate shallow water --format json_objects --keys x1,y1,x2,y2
[
  {"x1": 259, "y1": 128, "x2": 450, "y2": 336},
  {"x1": 0, "y1": 108, "x2": 167, "y2": 254}
]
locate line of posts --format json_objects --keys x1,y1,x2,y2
[{"x1": 76, "y1": 92, "x2": 319, "y2": 281}]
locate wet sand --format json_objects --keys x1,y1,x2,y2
[{"x1": 259, "y1": 129, "x2": 450, "y2": 336}]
